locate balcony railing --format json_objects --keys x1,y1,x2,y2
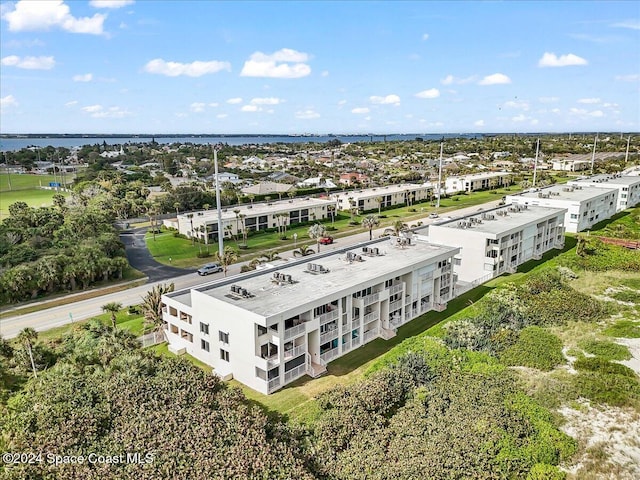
[
  {"x1": 351, "y1": 318, "x2": 361, "y2": 330},
  {"x1": 352, "y1": 336, "x2": 361, "y2": 347},
  {"x1": 284, "y1": 363, "x2": 307, "y2": 383},
  {"x1": 361, "y1": 292, "x2": 379, "y2": 306},
  {"x1": 267, "y1": 377, "x2": 281, "y2": 393},
  {"x1": 389, "y1": 316, "x2": 403, "y2": 328},
  {"x1": 420, "y1": 302, "x2": 432, "y2": 313},
  {"x1": 388, "y1": 283, "x2": 403, "y2": 295},
  {"x1": 439, "y1": 265, "x2": 451, "y2": 275},
  {"x1": 389, "y1": 300, "x2": 403, "y2": 312},
  {"x1": 284, "y1": 345, "x2": 306, "y2": 360},
  {"x1": 284, "y1": 323, "x2": 306, "y2": 340},
  {"x1": 342, "y1": 339, "x2": 352, "y2": 351},
  {"x1": 363, "y1": 311, "x2": 379, "y2": 323},
  {"x1": 320, "y1": 328, "x2": 339, "y2": 345},
  {"x1": 320, "y1": 348, "x2": 339, "y2": 363},
  {"x1": 363, "y1": 329, "x2": 378, "y2": 343},
  {"x1": 318, "y1": 309, "x2": 339, "y2": 324}
]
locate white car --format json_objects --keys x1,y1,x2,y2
[
  {"x1": 428, "y1": 213, "x2": 439, "y2": 219},
  {"x1": 197, "y1": 262, "x2": 223, "y2": 275}
]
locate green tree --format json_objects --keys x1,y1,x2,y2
[
  {"x1": 308, "y1": 223, "x2": 327, "y2": 252},
  {"x1": 141, "y1": 283, "x2": 175, "y2": 338},
  {"x1": 17, "y1": 328, "x2": 38, "y2": 378},
  {"x1": 215, "y1": 247, "x2": 238, "y2": 277},
  {"x1": 361, "y1": 214, "x2": 379, "y2": 240},
  {"x1": 293, "y1": 244, "x2": 315, "y2": 257},
  {"x1": 101, "y1": 302, "x2": 123, "y2": 330}
]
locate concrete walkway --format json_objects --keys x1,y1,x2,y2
[{"x1": 0, "y1": 200, "x2": 503, "y2": 339}]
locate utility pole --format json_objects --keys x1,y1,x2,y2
[
  {"x1": 436, "y1": 142, "x2": 444, "y2": 210},
  {"x1": 213, "y1": 147, "x2": 224, "y2": 256},
  {"x1": 590, "y1": 134, "x2": 598, "y2": 175},
  {"x1": 625, "y1": 136, "x2": 630, "y2": 164},
  {"x1": 532, "y1": 138, "x2": 540, "y2": 187}
]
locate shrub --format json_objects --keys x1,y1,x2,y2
[
  {"x1": 501, "y1": 327, "x2": 564, "y2": 371},
  {"x1": 570, "y1": 371, "x2": 640, "y2": 406},
  {"x1": 196, "y1": 252, "x2": 211, "y2": 258},
  {"x1": 573, "y1": 357, "x2": 636, "y2": 378},
  {"x1": 526, "y1": 464, "x2": 566, "y2": 480},
  {"x1": 577, "y1": 339, "x2": 631, "y2": 361},
  {"x1": 602, "y1": 320, "x2": 640, "y2": 338}
]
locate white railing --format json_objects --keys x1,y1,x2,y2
[
  {"x1": 420, "y1": 302, "x2": 432, "y2": 313},
  {"x1": 405, "y1": 311, "x2": 412, "y2": 320},
  {"x1": 390, "y1": 316, "x2": 403, "y2": 328},
  {"x1": 320, "y1": 328, "x2": 339, "y2": 344},
  {"x1": 265, "y1": 353, "x2": 279, "y2": 367},
  {"x1": 320, "y1": 348, "x2": 339, "y2": 363},
  {"x1": 352, "y1": 336, "x2": 361, "y2": 346},
  {"x1": 363, "y1": 329, "x2": 378, "y2": 343},
  {"x1": 267, "y1": 377, "x2": 281, "y2": 393},
  {"x1": 284, "y1": 323, "x2": 306, "y2": 340},
  {"x1": 284, "y1": 363, "x2": 307, "y2": 383},
  {"x1": 388, "y1": 283, "x2": 403, "y2": 295},
  {"x1": 363, "y1": 311, "x2": 379, "y2": 323},
  {"x1": 362, "y1": 292, "x2": 379, "y2": 306},
  {"x1": 284, "y1": 345, "x2": 306, "y2": 360},
  {"x1": 318, "y1": 309, "x2": 339, "y2": 324},
  {"x1": 389, "y1": 300, "x2": 403, "y2": 312},
  {"x1": 342, "y1": 340, "x2": 352, "y2": 351},
  {"x1": 439, "y1": 265, "x2": 451, "y2": 275},
  {"x1": 351, "y1": 318, "x2": 361, "y2": 330}
]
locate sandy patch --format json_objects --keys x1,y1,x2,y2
[{"x1": 615, "y1": 337, "x2": 640, "y2": 377}]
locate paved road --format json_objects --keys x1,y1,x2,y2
[
  {"x1": 121, "y1": 228, "x2": 192, "y2": 281},
  {"x1": 0, "y1": 200, "x2": 503, "y2": 339}
]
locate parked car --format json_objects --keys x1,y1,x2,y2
[
  {"x1": 428, "y1": 213, "x2": 439, "y2": 219},
  {"x1": 318, "y1": 236, "x2": 334, "y2": 245},
  {"x1": 197, "y1": 262, "x2": 223, "y2": 275}
]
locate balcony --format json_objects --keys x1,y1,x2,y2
[
  {"x1": 388, "y1": 283, "x2": 403, "y2": 295},
  {"x1": 389, "y1": 300, "x2": 403, "y2": 312},
  {"x1": 363, "y1": 310, "x2": 379, "y2": 324},
  {"x1": 351, "y1": 317, "x2": 361, "y2": 330},
  {"x1": 320, "y1": 348, "x2": 339, "y2": 363},
  {"x1": 320, "y1": 327, "x2": 339, "y2": 345},
  {"x1": 363, "y1": 329, "x2": 379, "y2": 343},
  {"x1": 361, "y1": 292, "x2": 380, "y2": 306},
  {"x1": 318, "y1": 309, "x2": 339, "y2": 324},
  {"x1": 389, "y1": 316, "x2": 403, "y2": 328},
  {"x1": 267, "y1": 377, "x2": 281, "y2": 393},
  {"x1": 352, "y1": 335, "x2": 361, "y2": 347},
  {"x1": 284, "y1": 344, "x2": 306, "y2": 360},
  {"x1": 342, "y1": 339, "x2": 352, "y2": 351},
  {"x1": 284, "y1": 323, "x2": 306, "y2": 340},
  {"x1": 433, "y1": 303, "x2": 447, "y2": 312},
  {"x1": 284, "y1": 363, "x2": 307, "y2": 383},
  {"x1": 439, "y1": 265, "x2": 451, "y2": 275}
]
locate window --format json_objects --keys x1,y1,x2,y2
[
  {"x1": 200, "y1": 322, "x2": 209, "y2": 334},
  {"x1": 257, "y1": 324, "x2": 268, "y2": 336},
  {"x1": 219, "y1": 331, "x2": 229, "y2": 344},
  {"x1": 255, "y1": 367, "x2": 266, "y2": 380},
  {"x1": 454, "y1": 258, "x2": 462, "y2": 265},
  {"x1": 220, "y1": 349, "x2": 229, "y2": 362},
  {"x1": 201, "y1": 339, "x2": 210, "y2": 352},
  {"x1": 570, "y1": 214, "x2": 578, "y2": 219}
]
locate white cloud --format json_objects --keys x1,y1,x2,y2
[
  {"x1": 0, "y1": 95, "x2": 18, "y2": 109},
  {"x1": 89, "y1": 0, "x2": 135, "y2": 8},
  {"x1": 611, "y1": 19, "x2": 640, "y2": 30},
  {"x1": 250, "y1": 97, "x2": 282, "y2": 105},
  {"x1": 578, "y1": 98, "x2": 601, "y2": 104},
  {"x1": 321, "y1": 70, "x2": 329, "y2": 77},
  {"x1": 538, "y1": 52, "x2": 588, "y2": 67},
  {"x1": 551, "y1": 108, "x2": 561, "y2": 114},
  {"x1": 2, "y1": 0, "x2": 106, "y2": 35},
  {"x1": 589, "y1": 110, "x2": 604, "y2": 117},
  {"x1": 64, "y1": 100, "x2": 78, "y2": 107},
  {"x1": 295, "y1": 109, "x2": 320, "y2": 119},
  {"x1": 511, "y1": 114, "x2": 527, "y2": 122},
  {"x1": 73, "y1": 73, "x2": 93, "y2": 82},
  {"x1": 351, "y1": 107, "x2": 370, "y2": 114},
  {"x1": 441, "y1": 74, "x2": 477, "y2": 85},
  {"x1": 474, "y1": 120, "x2": 485, "y2": 127},
  {"x1": 144, "y1": 58, "x2": 230, "y2": 77},
  {"x1": 422, "y1": 33, "x2": 429, "y2": 40},
  {"x1": 82, "y1": 104, "x2": 103, "y2": 113},
  {"x1": 415, "y1": 88, "x2": 440, "y2": 99},
  {"x1": 227, "y1": 97, "x2": 242, "y2": 104},
  {"x1": 190, "y1": 102, "x2": 206, "y2": 113},
  {"x1": 241, "y1": 105, "x2": 259, "y2": 112},
  {"x1": 478, "y1": 73, "x2": 511, "y2": 85},
  {"x1": 337, "y1": 100, "x2": 347, "y2": 106},
  {"x1": 539, "y1": 96, "x2": 559, "y2": 103},
  {"x1": 91, "y1": 106, "x2": 131, "y2": 118},
  {"x1": 216, "y1": 113, "x2": 228, "y2": 119},
  {"x1": 503, "y1": 100, "x2": 530, "y2": 110},
  {"x1": 615, "y1": 74, "x2": 640, "y2": 82},
  {"x1": 208, "y1": 102, "x2": 219, "y2": 107},
  {"x1": 569, "y1": 107, "x2": 605, "y2": 118},
  {"x1": 370, "y1": 94, "x2": 400, "y2": 105},
  {"x1": 240, "y1": 48, "x2": 311, "y2": 78},
  {"x1": 1, "y1": 55, "x2": 55, "y2": 69}
]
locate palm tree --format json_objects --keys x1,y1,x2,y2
[
  {"x1": 173, "y1": 202, "x2": 180, "y2": 216},
  {"x1": 17, "y1": 328, "x2": 38, "y2": 378},
  {"x1": 101, "y1": 301, "x2": 122, "y2": 329},
  {"x1": 327, "y1": 204, "x2": 336, "y2": 224},
  {"x1": 293, "y1": 244, "x2": 315, "y2": 257},
  {"x1": 215, "y1": 247, "x2": 238, "y2": 277},
  {"x1": 362, "y1": 214, "x2": 380, "y2": 240},
  {"x1": 392, "y1": 220, "x2": 408, "y2": 236},
  {"x1": 308, "y1": 223, "x2": 327, "y2": 252},
  {"x1": 239, "y1": 214, "x2": 248, "y2": 247},
  {"x1": 375, "y1": 196, "x2": 383, "y2": 215},
  {"x1": 186, "y1": 213, "x2": 194, "y2": 245},
  {"x1": 259, "y1": 251, "x2": 281, "y2": 262},
  {"x1": 141, "y1": 283, "x2": 175, "y2": 339}
]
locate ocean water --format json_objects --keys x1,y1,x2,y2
[{"x1": 0, "y1": 133, "x2": 482, "y2": 152}]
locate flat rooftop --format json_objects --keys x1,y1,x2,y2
[
  {"x1": 571, "y1": 174, "x2": 640, "y2": 186},
  {"x1": 178, "y1": 197, "x2": 335, "y2": 222},
  {"x1": 331, "y1": 183, "x2": 430, "y2": 199},
  {"x1": 509, "y1": 184, "x2": 617, "y2": 203},
  {"x1": 182, "y1": 238, "x2": 457, "y2": 317},
  {"x1": 447, "y1": 171, "x2": 512, "y2": 180},
  {"x1": 427, "y1": 204, "x2": 566, "y2": 236}
]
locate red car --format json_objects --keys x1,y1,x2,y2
[{"x1": 319, "y1": 236, "x2": 334, "y2": 245}]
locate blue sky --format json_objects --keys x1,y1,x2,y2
[{"x1": 0, "y1": 0, "x2": 638, "y2": 134}]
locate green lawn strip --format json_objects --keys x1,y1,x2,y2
[
  {"x1": 602, "y1": 320, "x2": 640, "y2": 339},
  {"x1": 0, "y1": 173, "x2": 64, "y2": 191},
  {"x1": 0, "y1": 189, "x2": 70, "y2": 220}
]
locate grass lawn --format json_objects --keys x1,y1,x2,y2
[
  {"x1": 0, "y1": 189, "x2": 70, "y2": 220},
  {"x1": 0, "y1": 173, "x2": 66, "y2": 191}
]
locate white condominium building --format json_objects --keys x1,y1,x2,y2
[
  {"x1": 568, "y1": 174, "x2": 640, "y2": 212},
  {"x1": 166, "y1": 197, "x2": 336, "y2": 241},
  {"x1": 444, "y1": 172, "x2": 512, "y2": 194},
  {"x1": 426, "y1": 205, "x2": 566, "y2": 285},
  {"x1": 505, "y1": 184, "x2": 618, "y2": 233},
  {"x1": 332, "y1": 183, "x2": 433, "y2": 212},
  {"x1": 161, "y1": 237, "x2": 459, "y2": 394}
]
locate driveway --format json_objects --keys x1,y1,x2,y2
[{"x1": 120, "y1": 228, "x2": 192, "y2": 282}]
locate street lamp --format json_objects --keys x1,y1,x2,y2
[{"x1": 213, "y1": 146, "x2": 224, "y2": 256}]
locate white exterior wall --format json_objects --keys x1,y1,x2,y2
[
  {"x1": 568, "y1": 176, "x2": 640, "y2": 211},
  {"x1": 506, "y1": 187, "x2": 618, "y2": 233},
  {"x1": 162, "y1": 239, "x2": 459, "y2": 394},
  {"x1": 332, "y1": 184, "x2": 433, "y2": 211},
  {"x1": 445, "y1": 172, "x2": 512, "y2": 193},
  {"x1": 428, "y1": 207, "x2": 566, "y2": 284}
]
